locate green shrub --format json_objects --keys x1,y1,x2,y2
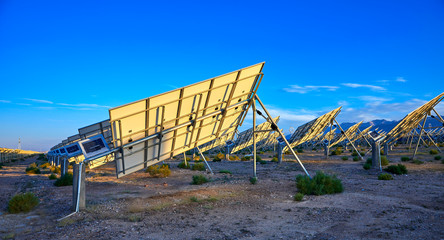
[
  {"x1": 193, "y1": 156, "x2": 202, "y2": 162},
  {"x1": 363, "y1": 163, "x2": 371, "y2": 170},
  {"x1": 401, "y1": 156, "x2": 410, "y2": 162},
  {"x1": 50, "y1": 166, "x2": 61, "y2": 174},
  {"x1": 360, "y1": 152, "x2": 365, "y2": 156},
  {"x1": 25, "y1": 163, "x2": 41, "y2": 174},
  {"x1": 297, "y1": 149, "x2": 303, "y2": 153},
  {"x1": 385, "y1": 164, "x2": 407, "y2": 175},
  {"x1": 294, "y1": 192, "x2": 304, "y2": 201},
  {"x1": 366, "y1": 158, "x2": 372, "y2": 164},
  {"x1": 219, "y1": 170, "x2": 231, "y2": 174},
  {"x1": 256, "y1": 155, "x2": 262, "y2": 161},
  {"x1": 271, "y1": 157, "x2": 278, "y2": 162},
  {"x1": 229, "y1": 155, "x2": 239, "y2": 161},
  {"x1": 351, "y1": 151, "x2": 359, "y2": 157},
  {"x1": 435, "y1": 155, "x2": 442, "y2": 160},
  {"x1": 145, "y1": 164, "x2": 171, "y2": 178},
  {"x1": 192, "y1": 175, "x2": 209, "y2": 185},
  {"x1": 190, "y1": 196, "x2": 199, "y2": 202},
  {"x1": 48, "y1": 173, "x2": 57, "y2": 180},
  {"x1": 429, "y1": 149, "x2": 439, "y2": 155},
  {"x1": 192, "y1": 163, "x2": 206, "y2": 171},
  {"x1": 442, "y1": 159, "x2": 444, "y2": 164},
  {"x1": 8, "y1": 192, "x2": 39, "y2": 213},
  {"x1": 412, "y1": 159, "x2": 424, "y2": 165},
  {"x1": 295, "y1": 171, "x2": 343, "y2": 195},
  {"x1": 213, "y1": 156, "x2": 222, "y2": 162},
  {"x1": 378, "y1": 173, "x2": 393, "y2": 180},
  {"x1": 352, "y1": 156, "x2": 359, "y2": 161},
  {"x1": 39, "y1": 162, "x2": 50, "y2": 169},
  {"x1": 341, "y1": 156, "x2": 348, "y2": 161},
  {"x1": 259, "y1": 160, "x2": 267, "y2": 164},
  {"x1": 37, "y1": 154, "x2": 45, "y2": 160},
  {"x1": 241, "y1": 156, "x2": 251, "y2": 161},
  {"x1": 381, "y1": 156, "x2": 389, "y2": 166},
  {"x1": 249, "y1": 177, "x2": 257, "y2": 185},
  {"x1": 178, "y1": 161, "x2": 190, "y2": 169},
  {"x1": 0, "y1": 163, "x2": 3, "y2": 169},
  {"x1": 54, "y1": 173, "x2": 73, "y2": 187}
]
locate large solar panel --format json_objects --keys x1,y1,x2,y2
[
  {"x1": 257, "y1": 130, "x2": 281, "y2": 149},
  {"x1": 330, "y1": 121, "x2": 363, "y2": 146},
  {"x1": 198, "y1": 132, "x2": 235, "y2": 153},
  {"x1": 384, "y1": 92, "x2": 444, "y2": 144},
  {"x1": 284, "y1": 107, "x2": 341, "y2": 151},
  {"x1": 230, "y1": 116, "x2": 280, "y2": 154},
  {"x1": 109, "y1": 63, "x2": 265, "y2": 177}
]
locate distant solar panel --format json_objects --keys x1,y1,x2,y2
[
  {"x1": 330, "y1": 121, "x2": 363, "y2": 147},
  {"x1": 284, "y1": 107, "x2": 341, "y2": 151},
  {"x1": 230, "y1": 116, "x2": 280, "y2": 154},
  {"x1": 109, "y1": 63, "x2": 265, "y2": 177}
]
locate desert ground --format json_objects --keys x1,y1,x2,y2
[{"x1": 1, "y1": 146, "x2": 443, "y2": 240}]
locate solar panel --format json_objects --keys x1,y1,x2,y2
[
  {"x1": 78, "y1": 119, "x2": 113, "y2": 148},
  {"x1": 284, "y1": 107, "x2": 341, "y2": 151},
  {"x1": 257, "y1": 130, "x2": 281, "y2": 150},
  {"x1": 330, "y1": 121, "x2": 363, "y2": 147},
  {"x1": 109, "y1": 63, "x2": 265, "y2": 177},
  {"x1": 198, "y1": 131, "x2": 235, "y2": 153},
  {"x1": 230, "y1": 116, "x2": 280, "y2": 154}
]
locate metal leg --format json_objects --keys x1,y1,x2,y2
[
  {"x1": 196, "y1": 146, "x2": 213, "y2": 174},
  {"x1": 413, "y1": 117, "x2": 427, "y2": 160},
  {"x1": 334, "y1": 119, "x2": 363, "y2": 160}
]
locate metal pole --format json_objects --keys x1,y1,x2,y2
[
  {"x1": 254, "y1": 95, "x2": 311, "y2": 178},
  {"x1": 334, "y1": 119, "x2": 363, "y2": 160},
  {"x1": 252, "y1": 99, "x2": 257, "y2": 178},
  {"x1": 75, "y1": 162, "x2": 83, "y2": 213},
  {"x1": 413, "y1": 116, "x2": 427, "y2": 160},
  {"x1": 424, "y1": 130, "x2": 442, "y2": 153},
  {"x1": 196, "y1": 146, "x2": 213, "y2": 174}
]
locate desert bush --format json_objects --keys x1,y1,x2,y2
[
  {"x1": 216, "y1": 153, "x2": 225, "y2": 160},
  {"x1": 341, "y1": 156, "x2": 348, "y2": 161},
  {"x1": 271, "y1": 157, "x2": 278, "y2": 162},
  {"x1": 249, "y1": 177, "x2": 257, "y2": 185},
  {"x1": 229, "y1": 155, "x2": 240, "y2": 161},
  {"x1": 360, "y1": 152, "x2": 365, "y2": 156},
  {"x1": 366, "y1": 158, "x2": 372, "y2": 164},
  {"x1": 378, "y1": 173, "x2": 393, "y2": 180},
  {"x1": 259, "y1": 159, "x2": 267, "y2": 164},
  {"x1": 256, "y1": 155, "x2": 262, "y2": 161},
  {"x1": 213, "y1": 155, "x2": 222, "y2": 162},
  {"x1": 434, "y1": 155, "x2": 442, "y2": 160},
  {"x1": 353, "y1": 156, "x2": 360, "y2": 161},
  {"x1": 178, "y1": 161, "x2": 190, "y2": 169},
  {"x1": 50, "y1": 166, "x2": 61, "y2": 174},
  {"x1": 192, "y1": 175, "x2": 209, "y2": 185},
  {"x1": 380, "y1": 150, "x2": 385, "y2": 155},
  {"x1": 297, "y1": 149, "x2": 303, "y2": 153},
  {"x1": 37, "y1": 154, "x2": 45, "y2": 160},
  {"x1": 192, "y1": 163, "x2": 205, "y2": 171},
  {"x1": 351, "y1": 151, "x2": 359, "y2": 157},
  {"x1": 54, "y1": 172, "x2": 73, "y2": 187},
  {"x1": 190, "y1": 196, "x2": 199, "y2": 202},
  {"x1": 219, "y1": 170, "x2": 231, "y2": 174},
  {"x1": 145, "y1": 164, "x2": 171, "y2": 178},
  {"x1": 48, "y1": 173, "x2": 57, "y2": 180},
  {"x1": 241, "y1": 156, "x2": 251, "y2": 161},
  {"x1": 429, "y1": 149, "x2": 439, "y2": 155},
  {"x1": 295, "y1": 171, "x2": 343, "y2": 195},
  {"x1": 401, "y1": 156, "x2": 410, "y2": 162},
  {"x1": 0, "y1": 163, "x2": 3, "y2": 169},
  {"x1": 363, "y1": 163, "x2": 371, "y2": 170},
  {"x1": 412, "y1": 159, "x2": 424, "y2": 165},
  {"x1": 294, "y1": 192, "x2": 304, "y2": 201},
  {"x1": 442, "y1": 159, "x2": 444, "y2": 164},
  {"x1": 8, "y1": 192, "x2": 39, "y2": 213},
  {"x1": 40, "y1": 162, "x2": 50, "y2": 169},
  {"x1": 385, "y1": 164, "x2": 407, "y2": 175},
  {"x1": 25, "y1": 163, "x2": 41, "y2": 174},
  {"x1": 193, "y1": 156, "x2": 201, "y2": 161},
  {"x1": 381, "y1": 156, "x2": 389, "y2": 166}
]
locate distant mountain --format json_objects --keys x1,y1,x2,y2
[{"x1": 340, "y1": 116, "x2": 443, "y2": 133}]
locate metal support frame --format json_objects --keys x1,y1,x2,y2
[
  {"x1": 333, "y1": 119, "x2": 364, "y2": 160},
  {"x1": 413, "y1": 116, "x2": 427, "y2": 160},
  {"x1": 252, "y1": 99, "x2": 257, "y2": 178},
  {"x1": 254, "y1": 95, "x2": 311, "y2": 178},
  {"x1": 196, "y1": 146, "x2": 213, "y2": 174}
]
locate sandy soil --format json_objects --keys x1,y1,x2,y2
[{"x1": 1, "y1": 146, "x2": 443, "y2": 240}]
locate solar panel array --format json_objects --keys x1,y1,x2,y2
[{"x1": 330, "y1": 121, "x2": 363, "y2": 147}]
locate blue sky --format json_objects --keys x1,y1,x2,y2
[{"x1": 0, "y1": 0, "x2": 443, "y2": 151}]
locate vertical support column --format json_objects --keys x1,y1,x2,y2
[
  {"x1": 73, "y1": 163, "x2": 85, "y2": 212},
  {"x1": 324, "y1": 144, "x2": 329, "y2": 159},
  {"x1": 183, "y1": 152, "x2": 187, "y2": 165},
  {"x1": 384, "y1": 143, "x2": 389, "y2": 156},
  {"x1": 371, "y1": 141, "x2": 381, "y2": 171},
  {"x1": 61, "y1": 158, "x2": 68, "y2": 177},
  {"x1": 225, "y1": 145, "x2": 230, "y2": 161},
  {"x1": 277, "y1": 142, "x2": 284, "y2": 163},
  {"x1": 252, "y1": 99, "x2": 257, "y2": 178}
]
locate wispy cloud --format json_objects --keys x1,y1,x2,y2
[
  {"x1": 341, "y1": 83, "x2": 386, "y2": 91},
  {"x1": 355, "y1": 96, "x2": 392, "y2": 102},
  {"x1": 0, "y1": 100, "x2": 11, "y2": 103},
  {"x1": 396, "y1": 77, "x2": 407, "y2": 82},
  {"x1": 56, "y1": 103, "x2": 111, "y2": 108},
  {"x1": 24, "y1": 98, "x2": 53, "y2": 104},
  {"x1": 16, "y1": 103, "x2": 31, "y2": 106},
  {"x1": 283, "y1": 85, "x2": 339, "y2": 94}
]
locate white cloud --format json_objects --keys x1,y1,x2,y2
[
  {"x1": 57, "y1": 103, "x2": 111, "y2": 108},
  {"x1": 338, "y1": 100, "x2": 349, "y2": 106},
  {"x1": 24, "y1": 98, "x2": 53, "y2": 104},
  {"x1": 341, "y1": 83, "x2": 386, "y2": 91},
  {"x1": 0, "y1": 100, "x2": 11, "y2": 103},
  {"x1": 355, "y1": 96, "x2": 392, "y2": 102},
  {"x1": 283, "y1": 85, "x2": 339, "y2": 94},
  {"x1": 16, "y1": 103, "x2": 31, "y2": 106},
  {"x1": 396, "y1": 77, "x2": 407, "y2": 82}
]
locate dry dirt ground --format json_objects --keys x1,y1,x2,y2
[{"x1": 1, "y1": 146, "x2": 444, "y2": 240}]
